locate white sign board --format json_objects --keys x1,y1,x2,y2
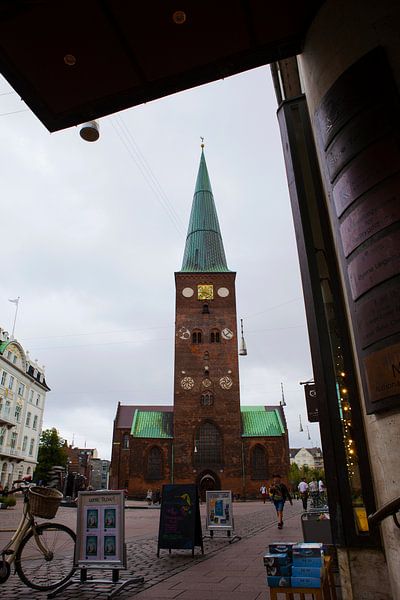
[
  {"x1": 206, "y1": 490, "x2": 234, "y2": 531},
  {"x1": 75, "y1": 490, "x2": 125, "y2": 568}
]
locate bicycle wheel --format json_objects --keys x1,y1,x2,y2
[{"x1": 15, "y1": 523, "x2": 76, "y2": 591}]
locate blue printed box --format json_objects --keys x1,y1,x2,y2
[
  {"x1": 267, "y1": 576, "x2": 291, "y2": 588},
  {"x1": 292, "y1": 543, "x2": 323, "y2": 558},
  {"x1": 269, "y1": 542, "x2": 297, "y2": 558},
  {"x1": 291, "y1": 576, "x2": 321, "y2": 588},
  {"x1": 263, "y1": 553, "x2": 290, "y2": 567},
  {"x1": 292, "y1": 557, "x2": 324, "y2": 568},
  {"x1": 292, "y1": 566, "x2": 323, "y2": 578},
  {"x1": 266, "y1": 565, "x2": 292, "y2": 576}
]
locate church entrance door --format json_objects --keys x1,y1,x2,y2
[{"x1": 197, "y1": 470, "x2": 221, "y2": 501}]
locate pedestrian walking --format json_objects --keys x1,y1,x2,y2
[
  {"x1": 298, "y1": 477, "x2": 309, "y2": 510},
  {"x1": 146, "y1": 489, "x2": 153, "y2": 506},
  {"x1": 259, "y1": 484, "x2": 268, "y2": 503},
  {"x1": 269, "y1": 474, "x2": 293, "y2": 529},
  {"x1": 308, "y1": 478, "x2": 318, "y2": 507}
]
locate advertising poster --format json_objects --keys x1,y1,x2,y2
[
  {"x1": 206, "y1": 491, "x2": 233, "y2": 531},
  {"x1": 75, "y1": 491, "x2": 125, "y2": 568}
]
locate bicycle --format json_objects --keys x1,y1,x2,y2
[{"x1": 0, "y1": 479, "x2": 76, "y2": 591}]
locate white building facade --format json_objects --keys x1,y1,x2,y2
[
  {"x1": 0, "y1": 328, "x2": 50, "y2": 488},
  {"x1": 290, "y1": 447, "x2": 324, "y2": 470}
]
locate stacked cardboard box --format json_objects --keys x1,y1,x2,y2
[
  {"x1": 263, "y1": 542, "x2": 297, "y2": 588},
  {"x1": 264, "y1": 542, "x2": 324, "y2": 589},
  {"x1": 292, "y1": 543, "x2": 324, "y2": 588}
]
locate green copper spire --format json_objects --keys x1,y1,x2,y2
[{"x1": 181, "y1": 148, "x2": 229, "y2": 272}]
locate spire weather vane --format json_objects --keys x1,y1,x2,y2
[{"x1": 200, "y1": 136, "x2": 204, "y2": 148}]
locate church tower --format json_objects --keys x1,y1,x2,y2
[{"x1": 173, "y1": 146, "x2": 244, "y2": 496}]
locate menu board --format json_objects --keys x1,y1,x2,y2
[
  {"x1": 206, "y1": 491, "x2": 233, "y2": 532},
  {"x1": 157, "y1": 484, "x2": 203, "y2": 556},
  {"x1": 75, "y1": 490, "x2": 125, "y2": 568}
]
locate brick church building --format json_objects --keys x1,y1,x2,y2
[{"x1": 110, "y1": 147, "x2": 290, "y2": 499}]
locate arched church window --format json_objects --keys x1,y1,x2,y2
[
  {"x1": 200, "y1": 391, "x2": 214, "y2": 406},
  {"x1": 122, "y1": 434, "x2": 130, "y2": 449},
  {"x1": 194, "y1": 422, "x2": 222, "y2": 465},
  {"x1": 202, "y1": 303, "x2": 210, "y2": 314},
  {"x1": 192, "y1": 330, "x2": 202, "y2": 344},
  {"x1": 251, "y1": 444, "x2": 268, "y2": 480},
  {"x1": 210, "y1": 329, "x2": 220, "y2": 343},
  {"x1": 147, "y1": 447, "x2": 163, "y2": 480}
]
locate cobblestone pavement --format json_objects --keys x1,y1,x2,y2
[{"x1": 0, "y1": 501, "x2": 303, "y2": 599}]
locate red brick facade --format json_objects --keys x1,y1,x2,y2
[{"x1": 110, "y1": 272, "x2": 290, "y2": 499}]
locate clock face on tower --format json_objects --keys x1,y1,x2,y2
[{"x1": 197, "y1": 284, "x2": 214, "y2": 300}]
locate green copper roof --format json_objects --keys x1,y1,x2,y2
[
  {"x1": 0, "y1": 341, "x2": 9, "y2": 353},
  {"x1": 241, "y1": 407, "x2": 286, "y2": 437},
  {"x1": 181, "y1": 149, "x2": 229, "y2": 272},
  {"x1": 131, "y1": 410, "x2": 173, "y2": 439}
]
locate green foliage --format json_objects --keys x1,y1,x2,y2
[
  {"x1": 288, "y1": 462, "x2": 325, "y2": 490},
  {"x1": 0, "y1": 495, "x2": 17, "y2": 507},
  {"x1": 34, "y1": 428, "x2": 67, "y2": 484}
]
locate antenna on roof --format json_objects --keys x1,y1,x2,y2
[
  {"x1": 239, "y1": 318, "x2": 247, "y2": 356},
  {"x1": 280, "y1": 382, "x2": 286, "y2": 406},
  {"x1": 307, "y1": 425, "x2": 311, "y2": 441},
  {"x1": 299, "y1": 414, "x2": 303, "y2": 432}
]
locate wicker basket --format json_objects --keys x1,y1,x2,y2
[{"x1": 28, "y1": 487, "x2": 63, "y2": 519}]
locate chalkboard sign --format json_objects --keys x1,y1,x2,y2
[{"x1": 157, "y1": 484, "x2": 203, "y2": 557}]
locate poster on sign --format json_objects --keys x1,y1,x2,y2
[
  {"x1": 206, "y1": 491, "x2": 234, "y2": 533},
  {"x1": 75, "y1": 490, "x2": 125, "y2": 568},
  {"x1": 157, "y1": 484, "x2": 203, "y2": 556}
]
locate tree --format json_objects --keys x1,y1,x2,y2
[
  {"x1": 289, "y1": 462, "x2": 325, "y2": 491},
  {"x1": 34, "y1": 428, "x2": 67, "y2": 484}
]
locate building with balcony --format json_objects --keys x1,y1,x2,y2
[
  {"x1": 90, "y1": 458, "x2": 110, "y2": 491},
  {"x1": 290, "y1": 447, "x2": 324, "y2": 470},
  {"x1": 0, "y1": 327, "x2": 50, "y2": 488}
]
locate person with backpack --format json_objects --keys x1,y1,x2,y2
[{"x1": 269, "y1": 473, "x2": 293, "y2": 529}]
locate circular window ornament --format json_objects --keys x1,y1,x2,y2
[
  {"x1": 182, "y1": 287, "x2": 194, "y2": 298},
  {"x1": 181, "y1": 376, "x2": 195, "y2": 390},
  {"x1": 202, "y1": 378, "x2": 212, "y2": 388},
  {"x1": 219, "y1": 376, "x2": 233, "y2": 390},
  {"x1": 217, "y1": 287, "x2": 229, "y2": 297},
  {"x1": 221, "y1": 328, "x2": 234, "y2": 340},
  {"x1": 177, "y1": 326, "x2": 190, "y2": 340}
]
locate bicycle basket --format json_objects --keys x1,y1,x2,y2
[{"x1": 28, "y1": 487, "x2": 63, "y2": 519}]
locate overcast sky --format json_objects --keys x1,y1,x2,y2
[{"x1": 0, "y1": 65, "x2": 319, "y2": 459}]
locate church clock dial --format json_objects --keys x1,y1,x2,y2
[
  {"x1": 182, "y1": 287, "x2": 194, "y2": 298},
  {"x1": 197, "y1": 284, "x2": 213, "y2": 300},
  {"x1": 219, "y1": 376, "x2": 233, "y2": 389},
  {"x1": 221, "y1": 328, "x2": 234, "y2": 340},
  {"x1": 217, "y1": 287, "x2": 229, "y2": 297},
  {"x1": 181, "y1": 376, "x2": 195, "y2": 390}
]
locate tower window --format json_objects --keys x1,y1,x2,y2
[
  {"x1": 210, "y1": 329, "x2": 220, "y2": 343},
  {"x1": 251, "y1": 445, "x2": 268, "y2": 480},
  {"x1": 147, "y1": 447, "x2": 163, "y2": 480},
  {"x1": 202, "y1": 303, "x2": 210, "y2": 314},
  {"x1": 201, "y1": 392, "x2": 214, "y2": 406},
  {"x1": 122, "y1": 434, "x2": 130, "y2": 449},
  {"x1": 192, "y1": 330, "x2": 202, "y2": 344}
]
